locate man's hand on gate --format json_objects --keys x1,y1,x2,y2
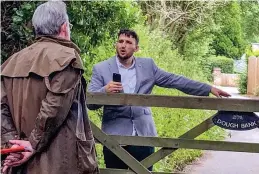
[{"x1": 210, "y1": 86, "x2": 231, "y2": 98}]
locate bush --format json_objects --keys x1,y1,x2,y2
[
  {"x1": 245, "y1": 45, "x2": 259, "y2": 57},
  {"x1": 206, "y1": 56, "x2": 234, "y2": 74},
  {"x1": 211, "y1": 2, "x2": 245, "y2": 59},
  {"x1": 238, "y1": 71, "x2": 247, "y2": 94}
]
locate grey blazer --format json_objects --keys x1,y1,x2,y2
[{"x1": 88, "y1": 56, "x2": 211, "y2": 137}]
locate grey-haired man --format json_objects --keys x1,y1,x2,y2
[{"x1": 1, "y1": 1, "x2": 99, "y2": 174}]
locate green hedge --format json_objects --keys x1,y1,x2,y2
[
  {"x1": 246, "y1": 46, "x2": 259, "y2": 57},
  {"x1": 238, "y1": 71, "x2": 247, "y2": 94},
  {"x1": 206, "y1": 56, "x2": 234, "y2": 73}
]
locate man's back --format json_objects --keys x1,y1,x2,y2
[{"x1": 1, "y1": 37, "x2": 80, "y2": 137}]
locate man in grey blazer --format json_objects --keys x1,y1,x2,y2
[{"x1": 88, "y1": 29, "x2": 230, "y2": 170}]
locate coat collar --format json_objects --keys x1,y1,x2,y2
[{"x1": 36, "y1": 35, "x2": 81, "y2": 54}]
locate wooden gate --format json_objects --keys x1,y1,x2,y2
[{"x1": 87, "y1": 93, "x2": 259, "y2": 174}]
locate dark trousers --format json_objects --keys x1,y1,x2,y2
[{"x1": 103, "y1": 145, "x2": 154, "y2": 171}]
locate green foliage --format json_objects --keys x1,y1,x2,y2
[
  {"x1": 139, "y1": 1, "x2": 221, "y2": 52},
  {"x1": 245, "y1": 45, "x2": 259, "y2": 57},
  {"x1": 1, "y1": 1, "x2": 142, "y2": 66},
  {"x1": 69, "y1": 1, "x2": 141, "y2": 48},
  {"x1": 68, "y1": 1, "x2": 144, "y2": 79},
  {"x1": 1, "y1": 1, "x2": 41, "y2": 62},
  {"x1": 206, "y1": 56, "x2": 234, "y2": 74},
  {"x1": 240, "y1": 1, "x2": 259, "y2": 43},
  {"x1": 182, "y1": 18, "x2": 218, "y2": 80},
  {"x1": 238, "y1": 71, "x2": 248, "y2": 94},
  {"x1": 251, "y1": 50, "x2": 259, "y2": 57},
  {"x1": 183, "y1": 26, "x2": 216, "y2": 62},
  {"x1": 211, "y1": 2, "x2": 245, "y2": 59}
]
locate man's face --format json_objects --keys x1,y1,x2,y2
[{"x1": 116, "y1": 34, "x2": 139, "y2": 60}]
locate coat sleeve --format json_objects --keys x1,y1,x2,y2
[
  {"x1": 151, "y1": 59, "x2": 212, "y2": 96},
  {"x1": 87, "y1": 65, "x2": 105, "y2": 110},
  {"x1": 1, "y1": 80, "x2": 18, "y2": 147},
  {"x1": 28, "y1": 66, "x2": 81, "y2": 153}
]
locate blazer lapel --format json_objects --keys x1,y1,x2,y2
[
  {"x1": 134, "y1": 58, "x2": 143, "y2": 93},
  {"x1": 108, "y1": 56, "x2": 119, "y2": 75}
]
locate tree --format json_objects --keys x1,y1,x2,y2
[
  {"x1": 240, "y1": 1, "x2": 259, "y2": 43},
  {"x1": 1, "y1": 1, "x2": 141, "y2": 66},
  {"x1": 211, "y1": 2, "x2": 245, "y2": 59},
  {"x1": 1, "y1": 1, "x2": 38, "y2": 62},
  {"x1": 139, "y1": 0, "x2": 221, "y2": 52}
]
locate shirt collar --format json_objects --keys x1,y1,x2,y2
[{"x1": 116, "y1": 55, "x2": 135, "y2": 69}]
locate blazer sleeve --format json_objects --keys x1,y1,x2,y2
[
  {"x1": 87, "y1": 65, "x2": 105, "y2": 110},
  {"x1": 151, "y1": 59, "x2": 212, "y2": 96}
]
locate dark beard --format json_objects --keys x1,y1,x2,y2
[{"x1": 117, "y1": 54, "x2": 131, "y2": 60}]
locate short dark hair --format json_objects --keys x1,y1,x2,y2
[{"x1": 118, "y1": 29, "x2": 139, "y2": 45}]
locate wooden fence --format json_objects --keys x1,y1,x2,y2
[
  {"x1": 87, "y1": 93, "x2": 259, "y2": 174},
  {"x1": 212, "y1": 68, "x2": 239, "y2": 87},
  {"x1": 247, "y1": 57, "x2": 259, "y2": 95}
]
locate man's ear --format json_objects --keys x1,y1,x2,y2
[
  {"x1": 135, "y1": 45, "x2": 139, "y2": 52},
  {"x1": 60, "y1": 22, "x2": 67, "y2": 33}
]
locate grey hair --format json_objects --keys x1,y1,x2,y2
[{"x1": 32, "y1": 1, "x2": 69, "y2": 36}]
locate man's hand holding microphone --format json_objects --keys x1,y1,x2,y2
[{"x1": 105, "y1": 73, "x2": 123, "y2": 93}]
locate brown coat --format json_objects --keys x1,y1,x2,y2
[{"x1": 1, "y1": 36, "x2": 99, "y2": 174}]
